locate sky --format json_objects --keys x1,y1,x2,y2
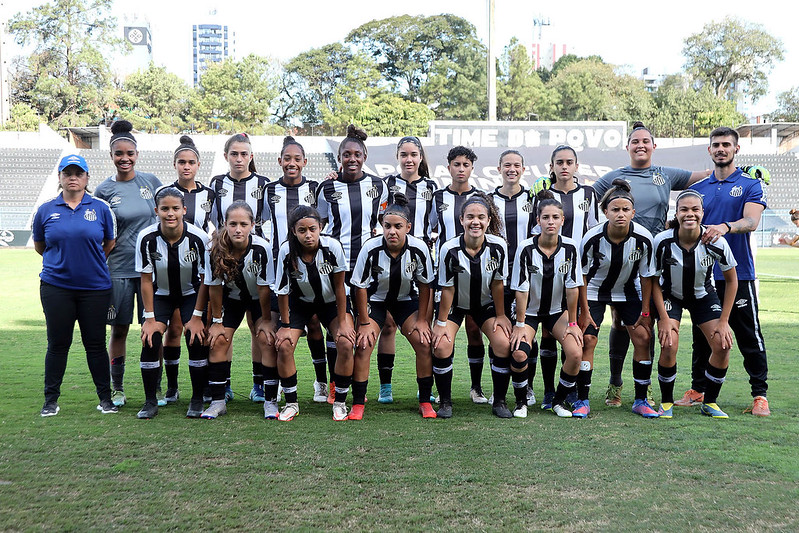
[{"x1": 2, "y1": 0, "x2": 796, "y2": 119}]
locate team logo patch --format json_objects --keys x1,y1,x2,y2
[
  {"x1": 420, "y1": 188, "x2": 433, "y2": 201},
  {"x1": 628, "y1": 249, "x2": 642, "y2": 261},
  {"x1": 49, "y1": 212, "x2": 61, "y2": 220},
  {"x1": 217, "y1": 188, "x2": 228, "y2": 198},
  {"x1": 485, "y1": 257, "x2": 500, "y2": 272},
  {"x1": 107, "y1": 305, "x2": 117, "y2": 321},
  {"x1": 735, "y1": 298, "x2": 748, "y2": 308},
  {"x1": 109, "y1": 196, "x2": 122, "y2": 207},
  {"x1": 557, "y1": 260, "x2": 571, "y2": 274},
  {"x1": 304, "y1": 193, "x2": 315, "y2": 204},
  {"x1": 522, "y1": 202, "x2": 535, "y2": 213},
  {"x1": 451, "y1": 263, "x2": 466, "y2": 274},
  {"x1": 246, "y1": 260, "x2": 261, "y2": 276},
  {"x1": 437, "y1": 203, "x2": 450, "y2": 212},
  {"x1": 405, "y1": 260, "x2": 418, "y2": 274},
  {"x1": 700, "y1": 255, "x2": 714, "y2": 268},
  {"x1": 251, "y1": 187, "x2": 264, "y2": 200},
  {"x1": 184, "y1": 248, "x2": 198, "y2": 262},
  {"x1": 371, "y1": 264, "x2": 384, "y2": 274},
  {"x1": 578, "y1": 200, "x2": 591, "y2": 211},
  {"x1": 663, "y1": 300, "x2": 672, "y2": 312},
  {"x1": 730, "y1": 186, "x2": 743, "y2": 197},
  {"x1": 594, "y1": 251, "x2": 606, "y2": 261},
  {"x1": 269, "y1": 194, "x2": 282, "y2": 204},
  {"x1": 254, "y1": 218, "x2": 264, "y2": 228},
  {"x1": 289, "y1": 269, "x2": 303, "y2": 280},
  {"x1": 389, "y1": 185, "x2": 402, "y2": 194},
  {"x1": 150, "y1": 250, "x2": 163, "y2": 262},
  {"x1": 711, "y1": 303, "x2": 722, "y2": 312},
  {"x1": 318, "y1": 262, "x2": 334, "y2": 276},
  {"x1": 201, "y1": 201, "x2": 212, "y2": 213},
  {"x1": 329, "y1": 192, "x2": 343, "y2": 202},
  {"x1": 140, "y1": 187, "x2": 153, "y2": 200},
  {"x1": 365, "y1": 186, "x2": 380, "y2": 199},
  {"x1": 652, "y1": 172, "x2": 666, "y2": 186},
  {"x1": 527, "y1": 264, "x2": 540, "y2": 274},
  {"x1": 664, "y1": 256, "x2": 678, "y2": 266},
  {"x1": 83, "y1": 209, "x2": 97, "y2": 222}
]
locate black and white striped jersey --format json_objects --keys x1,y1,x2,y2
[
  {"x1": 351, "y1": 234, "x2": 434, "y2": 302},
  {"x1": 135, "y1": 222, "x2": 211, "y2": 297},
  {"x1": 264, "y1": 177, "x2": 318, "y2": 258},
  {"x1": 429, "y1": 186, "x2": 481, "y2": 244},
  {"x1": 315, "y1": 173, "x2": 388, "y2": 269},
  {"x1": 208, "y1": 172, "x2": 271, "y2": 238},
  {"x1": 490, "y1": 186, "x2": 536, "y2": 262},
  {"x1": 172, "y1": 181, "x2": 215, "y2": 232},
  {"x1": 533, "y1": 184, "x2": 599, "y2": 243},
  {"x1": 653, "y1": 228, "x2": 737, "y2": 301},
  {"x1": 204, "y1": 234, "x2": 275, "y2": 302},
  {"x1": 385, "y1": 175, "x2": 437, "y2": 241},
  {"x1": 438, "y1": 234, "x2": 508, "y2": 310},
  {"x1": 580, "y1": 221, "x2": 655, "y2": 302},
  {"x1": 511, "y1": 235, "x2": 583, "y2": 317},
  {"x1": 274, "y1": 235, "x2": 347, "y2": 304}
]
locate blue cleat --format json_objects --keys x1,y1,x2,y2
[
  {"x1": 632, "y1": 398, "x2": 659, "y2": 418},
  {"x1": 658, "y1": 402, "x2": 674, "y2": 419},
  {"x1": 572, "y1": 399, "x2": 590, "y2": 418},
  {"x1": 249, "y1": 383, "x2": 265, "y2": 403},
  {"x1": 378, "y1": 383, "x2": 393, "y2": 404},
  {"x1": 541, "y1": 391, "x2": 555, "y2": 411},
  {"x1": 700, "y1": 402, "x2": 729, "y2": 419}
]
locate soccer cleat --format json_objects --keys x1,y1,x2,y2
[
  {"x1": 646, "y1": 385, "x2": 655, "y2": 408},
  {"x1": 137, "y1": 401, "x2": 159, "y2": 419},
  {"x1": 492, "y1": 401, "x2": 513, "y2": 418},
  {"x1": 313, "y1": 381, "x2": 328, "y2": 403},
  {"x1": 571, "y1": 399, "x2": 590, "y2": 418},
  {"x1": 552, "y1": 404, "x2": 573, "y2": 418},
  {"x1": 743, "y1": 396, "x2": 770, "y2": 417},
  {"x1": 700, "y1": 402, "x2": 729, "y2": 419},
  {"x1": 418, "y1": 402, "x2": 437, "y2": 418},
  {"x1": 513, "y1": 401, "x2": 528, "y2": 418},
  {"x1": 605, "y1": 384, "x2": 623, "y2": 407},
  {"x1": 249, "y1": 383, "x2": 265, "y2": 403},
  {"x1": 378, "y1": 383, "x2": 394, "y2": 404},
  {"x1": 565, "y1": 389, "x2": 578, "y2": 408},
  {"x1": 470, "y1": 387, "x2": 489, "y2": 404},
  {"x1": 96, "y1": 399, "x2": 119, "y2": 414},
  {"x1": 332, "y1": 401, "x2": 348, "y2": 421},
  {"x1": 201, "y1": 400, "x2": 227, "y2": 419},
  {"x1": 225, "y1": 385, "x2": 234, "y2": 403},
  {"x1": 156, "y1": 387, "x2": 166, "y2": 407},
  {"x1": 541, "y1": 391, "x2": 555, "y2": 411},
  {"x1": 327, "y1": 382, "x2": 335, "y2": 405},
  {"x1": 674, "y1": 388, "x2": 704, "y2": 406},
  {"x1": 416, "y1": 390, "x2": 437, "y2": 403},
  {"x1": 111, "y1": 390, "x2": 126, "y2": 407},
  {"x1": 278, "y1": 402, "x2": 299, "y2": 421},
  {"x1": 164, "y1": 388, "x2": 179, "y2": 404},
  {"x1": 526, "y1": 385, "x2": 536, "y2": 406},
  {"x1": 186, "y1": 399, "x2": 204, "y2": 418},
  {"x1": 436, "y1": 400, "x2": 453, "y2": 419},
  {"x1": 348, "y1": 404, "x2": 365, "y2": 421},
  {"x1": 632, "y1": 399, "x2": 659, "y2": 418},
  {"x1": 658, "y1": 402, "x2": 674, "y2": 419},
  {"x1": 40, "y1": 401, "x2": 60, "y2": 417},
  {"x1": 263, "y1": 400, "x2": 279, "y2": 420}
]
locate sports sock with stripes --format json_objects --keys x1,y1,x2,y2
[
  {"x1": 432, "y1": 355, "x2": 454, "y2": 403},
  {"x1": 187, "y1": 340, "x2": 208, "y2": 402},
  {"x1": 307, "y1": 336, "x2": 328, "y2": 384},
  {"x1": 333, "y1": 373, "x2": 351, "y2": 403},
  {"x1": 377, "y1": 352, "x2": 395, "y2": 385},
  {"x1": 703, "y1": 363, "x2": 728, "y2": 404},
  {"x1": 282, "y1": 373, "x2": 298, "y2": 404},
  {"x1": 263, "y1": 365, "x2": 279, "y2": 402},
  {"x1": 658, "y1": 363, "x2": 677, "y2": 404},
  {"x1": 632, "y1": 359, "x2": 652, "y2": 401},
  {"x1": 552, "y1": 368, "x2": 578, "y2": 406},
  {"x1": 490, "y1": 356, "x2": 511, "y2": 405},
  {"x1": 468, "y1": 345, "x2": 485, "y2": 389},
  {"x1": 164, "y1": 345, "x2": 180, "y2": 391},
  {"x1": 608, "y1": 326, "x2": 630, "y2": 386}
]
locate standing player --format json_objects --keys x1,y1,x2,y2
[
  {"x1": 94, "y1": 120, "x2": 163, "y2": 408},
  {"x1": 651, "y1": 190, "x2": 737, "y2": 419},
  {"x1": 430, "y1": 146, "x2": 490, "y2": 404},
  {"x1": 432, "y1": 193, "x2": 513, "y2": 419},
  {"x1": 376, "y1": 136, "x2": 437, "y2": 404},
  {"x1": 686, "y1": 127, "x2": 770, "y2": 416},
  {"x1": 134, "y1": 187, "x2": 211, "y2": 419},
  {"x1": 172, "y1": 135, "x2": 214, "y2": 232}
]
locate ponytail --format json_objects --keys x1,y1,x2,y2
[
  {"x1": 224, "y1": 132, "x2": 257, "y2": 173},
  {"x1": 461, "y1": 191, "x2": 504, "y2": 237},
  {"x1": 286, "y1": 205, "x2": 322, "y2": 272}
]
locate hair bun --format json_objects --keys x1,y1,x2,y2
[
  {"x1": 346, "y1": 124, "x2": 368, "y2": 141},
  {"x1": 631, "y1": 121, "x2": 646, "y2": 130},
  {"x1": 611, "y1": 178, "x2": 631, "y2": 192},
  {"x1": 283, "y1": 135, "x2": 296, "y2": 146},
  {"x1": 111, "y1": 120, "x2": 133, "y2": 134},
  {"x1": 536, "y1": 189, "x2": 555, "y2": 201},
  {"x1": 179, "y1": 135, "x2": 195, "y2": 145}
]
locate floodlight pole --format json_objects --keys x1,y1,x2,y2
[{"x1": 487, "y1": 0, "x2": 497, "y2": 121}]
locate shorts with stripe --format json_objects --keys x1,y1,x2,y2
[
  {"x1": 523, "y1": 311, "x2": 565, "y2": 335},
  {"x1": 153, "y1": 293, "x2": 199, "y2": 326},
  {"x1": 663, "y1": 292, "x2": 721, "y2": 325},
  {"x1": 584, "y1": 299, "x2": 642, "y2": 337},
  {"x1": 222, "y1": 296, "x2": 263, "y2": 329},
  {"x1": 107, "y1": 277, "x2": 144, "y2": 326},
  {"x1": 367, "y1": 299, "x2": 419, "y2": 330}
]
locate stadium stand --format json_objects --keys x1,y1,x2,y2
[
  {"x1": 738, "y1": 154, "x2": 799, "y2": 211},
  {"x1": 0, "y1": 148, "x2": 61, "y2": 230}
]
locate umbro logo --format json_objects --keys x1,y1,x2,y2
[
  {"x1": 437, "y1": 203, "x2": 449, "y2": 212},
  {"x1": 269, "y1": 194, "x2": 282, "y2": 204},
  {"x1": 711, "y1": 303, "x2": 722, "y2": 312},
  {"x1": 735, "y1": 298, "x2": 748, "y2": 308}
]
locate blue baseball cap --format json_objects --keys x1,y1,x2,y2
[{"x1": 58, "y1": 154, "x2": 89, "y2": 173}]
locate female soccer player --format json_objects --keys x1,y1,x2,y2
[
  {"x1": 651, "y1": 190, "x2": 738, "y2": 419},
  {"x1": 134, "y1": 187, "x2": 211, "y2": 419},
  {"x1": 208, "y1": 132, "x2": 271, "y2": 403},
  {"x1": 376, "y1": 136, "x2": 437, "y2": 404},
  {"x1": 171, "y1": 135, "x2": 214, "y2": 232},
  {"x1": 348, "y1": 193, "x2": 437, "y2": 420},
  {"x1": 94, "y1": 120, "x2": 163, "y2": 407},
  {"x1": 34, "y1": 155, "x2": 118, "y2": 416},
  {"x1": 265, "y1": 136, "x2": 330, "y2": 404},
  {"x1": 579, "y1": 179, "x2": 656, "y2": 418},
  {"x1": 786, "y1": 209, "x2": 799, "y2": 247},
  {"x1": 273, "y1": 206, "x2": 355, "y2": 421},
  {"x1": 510, "y1": 190, "x2": 584, "y2": 418},
  {"x1": 432, "y1": 192, "x2": 513, "y2": 419},
  {"x1": 202, "y1": 201, "x2": 276, "y2": 419}
]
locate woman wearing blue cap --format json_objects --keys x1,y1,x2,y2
[{"x1": 33, "y1": 155, "x2": 118, "y2": 416}]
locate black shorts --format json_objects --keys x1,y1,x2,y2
[
  {"x1": 107, "y1": 277, "x2": 144, "y2": 325},
  {"x1": 444, "y1": 303, "x2": 498, "y2": 329},
  {"x1": 287, "y1": 296, "x2": 351, "y2": 330},
  {"x1": 153, "y1": 293, "x2": 199, "y2": 326},
  {"x1": 270, "y1": 291, "x2": 280, "y2": 314},
  {"x1": 524, "y1": 311, "x2": 565, "y2": 335},
  {"x1": 663, "y1": 293, "x2": 722, "y2": 325},
  {"x1": 584, "y1": 299, "x2": 642, "y2": 337},
  {"x1": 368, "y1": 299, "x2": 419, "y2": 330},
  {"x1": 222, "y1": 297, "x2": 263, "y2": 329},
  {"x1": 502, "y1": 286, "x2": 515, "y2": 321}
]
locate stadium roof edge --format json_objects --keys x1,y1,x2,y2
[{"x1": 737, "y1": 123, "x2": 799, "y2": 138}]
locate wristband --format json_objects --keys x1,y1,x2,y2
[
  {"x1": 358, "y1": 321, "x2": 371, "y2": 327},
  {"x1": 279, "y1": 321, "x2": 290, "y2": 329},
  {"x1": 142, "y1": 311, "x2": 155, "y2": 319},
  {"x1": 640, "y1": 312, "x2": 650, "y2": 318},
  {"x1": 435, "y1": 319, "x2": 448, "y2": 328},
  {"x1": 723, "y1": 222, "x2": 732, "y2": 233},
  {"x1": 211, "y1": 316, "x2": 223, "y2": 324},
  {"x1": 192, "y1": 309, "x2": 204, "y2": 317},
  {"x1": 567, "y1": 322, "x2": 578, "y2": 327},
  {"x1": 514, "y1": 321, "x2": 526, "y2": 328}
]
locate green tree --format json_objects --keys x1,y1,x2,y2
[
  {"x1": 682, "y1": 17, "x2": 784, "y2": 102},
  {"x1": 1, "y1": 103, "x2": 42, "y2": 131},
  {"x1": 116, "y1": 63, "x2": 191, "y2": 133},
  {"x1": 771, "y1": 87, "x2": 799, "y2": 122},
  {"x1": 497, "y1": 40, "x2": 556, "y2": 121},
  {"x1": 353, "y1": 93, "x2": 434, "y2": 137},
  {"x1": 7, "y1": 0, "x2": 127, "y2": 127}
]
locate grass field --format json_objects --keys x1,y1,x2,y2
[{"x1": 1, "y1": 248, "x2": 798, "y2": 531}]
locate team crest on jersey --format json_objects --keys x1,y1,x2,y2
[
  {"x1": 109, "y1": 195, "x2": 122, "y2": 207},
  {"x1": 652, "y1": 172, "x2": 666, "y2": 186},
  {"x1": 700, "y1": 255, "x2": 714, "y2": 268},
  {"x1": 663, "y1": 300, "x2": 672, "y2": 312},
  {"x1": 405, "y1": 260, "x2": 418, "y2": 274},
  {"x1": 217, "y1": 188, "x2": 228, "y2": 198},
  {"x1": 522, "y1": 201, "x2": 535, "y2": 213},
  {"x1": 246, "y1": 260, "x2": 261, "y2": 276},
  {"x1": 304, "y1": 193, "x2": 315, "y2": 204},
  {"x1": 201, "y1": 201, "x2": 212, "y2": 213},
  {"x1": 578, "y1": 200, "x2": 591, "y2": 211},
  {"x1": 628, "y1": 249, "x2": 642, "y2": 261},
  {"x1": 730, "y1": 186, "x2": 743, "y2": 197},
  {"x1": 366, "y1": 186, "x2": 380, "y2": 199},
  {"x1": 251, "y1": 188, "x2": 264, "y2": 200},
  {"x1": 318, "y1": 261, "x2": 334, "y2": 276},
  {"x1": 437, "y1": 203, "x2": 450, "y2": 212},
  {"x1": 184, "y1": 248, "x2": 198, "y2": 262},
  {"x1": 420, "y1": 188, "x2": 433, "y2": 201},
  {"x1": 329, "y1": 192, "x2": 343, "y2": 202},
  {"x1": 735, "y1": 298, "x2": 748, "y2": 308},
  {"x1": 371, "y1": 264, "x2": 384, "y2": 275},
  {"x1": 557, "y1": 260, "x2": 571, "y2": 274},
  {"x1": 83, "y1": 209, "x2": 97, "y2": 221},
  {"x1": 107, "y1": 305, "x2": 117, "y2": 320},
  {"x1": 150, "y1": 250, "x2": 163, "y2": 262},
  {"x1": 269, "y1": 194, "x2": 282, "y2": 204},
  {"x1": 711, "y1": 303, "x2": 722, "y2": 312},
  {"x1": 485, "y1": 257, "x2": 500, "y2": 272},
  {"x1": 140, "y1": 187, "x2": 153, "y2": 200}
]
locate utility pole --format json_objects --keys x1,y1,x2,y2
[
  {"x1": 487, "y1": 0, "x2": 496, "y2": 121},
  {"x1": 0, "y1": 3, "x2": 10, "y2": 127}
]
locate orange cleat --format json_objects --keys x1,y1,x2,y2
[
  {"x1": 327, "y1": 381, "x2": 335, "y2": 405},
  {"x1": 743, "y1": 396, "x2": 770, "y2": 416},
  {"x1": 674, "y1": 388, "x2": 704, "y2": 406},
  {"x1": 348, "y1": 403, "x2": 365, "y2": 421},
  {"x1": 418, "y1": 402, "x2": 437, "y2": 418}
]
